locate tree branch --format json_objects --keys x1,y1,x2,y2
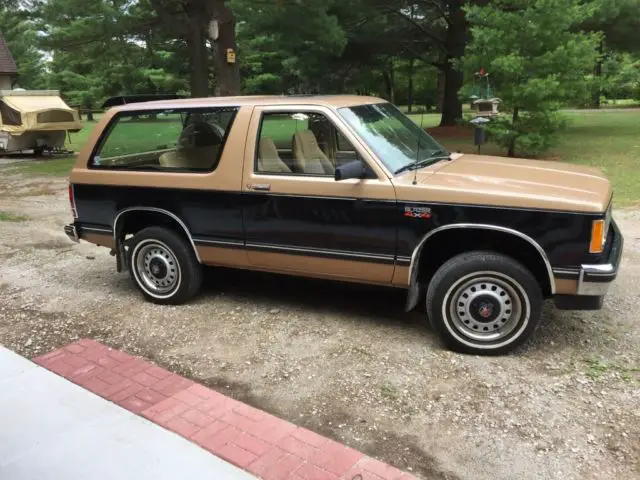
[
  {"x1": 384, "y1": 7, "x2": 447, "y2": 51},
  {"x1": 413, "y1": 0, "x2": 451, "y2": 25}
]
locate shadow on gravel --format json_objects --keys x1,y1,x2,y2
[{"x1": 201, "y1": 266, "x2": 426, "y2": 329}]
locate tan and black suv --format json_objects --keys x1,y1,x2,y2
[{"x1": 64, "y1": 95, "x2": 623, "y2": 355}]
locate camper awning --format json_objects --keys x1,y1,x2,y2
[{"x1": 0, "y1": 94, "x2": 83, "y2": 134}]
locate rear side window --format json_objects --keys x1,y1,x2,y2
[{"x1": 90, "y1": 107, "x2": 238, "y2": 172}]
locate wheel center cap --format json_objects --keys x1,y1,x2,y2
[
  {"x1": 149, "y1": 258, "x2": 167, "y2": 279},
  {"x1": 469, "y1": 295, "x2": 501, "y2": 323},
  {"x1": 478, "y1": 302, "x2": 493, "y2": 318}
]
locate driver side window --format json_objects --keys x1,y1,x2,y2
[
  {"x1": 255, "y1": 111, "x2": 358, "y2": 176},
  {"x1": 90, "y1": 107, "x2": 238, "y2": 172}
]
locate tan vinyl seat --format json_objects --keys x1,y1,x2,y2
[
  {"x1": 159, "y1": 122, "x2": 221, "y2": 170},
  {"x1": 258, "y1": 137, "x2": 291, "y2": 173},
  {"x1": 292, "y1": 130, "x2": 334, "y2": 175},
  {"x1": 158, "y1": 146, "x2": 219, "y2": 169}
]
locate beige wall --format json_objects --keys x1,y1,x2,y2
[{"x1": 0, "y1": 76, "x2": 12, "y2": 90}]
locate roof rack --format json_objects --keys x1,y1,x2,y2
[{"x1": 101, "y1": 94, "x2": 186, "y2": 109}]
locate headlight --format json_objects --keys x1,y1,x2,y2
[{"x1": 589, "y1": 204, "x2": 612, "y2": 254}]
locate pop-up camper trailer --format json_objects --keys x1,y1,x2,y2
[{"x1": 0, "y1": 89, "x2": 82, "y2": 155}]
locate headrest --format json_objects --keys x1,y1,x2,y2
[
  {"x1": 178, "y1": 121, "x2": 221, "y2": 149},
  {"x1": 259, "y1": 137, "x2": 279, "y2": 158}
]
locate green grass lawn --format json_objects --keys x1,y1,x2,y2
[
  {"x1": 548, "y1": 112, "x2": 640, "y2": 206},
  {"x1": 0, "y1": 211, "x2": 28, "y2": 222},
  {"x1": 6, "y1": 109, "x2": 639, "y2": 205},
  {"x1": 428, "y1": 111, "x2": 640, "y2": 206}
]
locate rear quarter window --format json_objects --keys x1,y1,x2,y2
[{"x1": 90, "y1": 107, "x2": 238, "y2": 173}]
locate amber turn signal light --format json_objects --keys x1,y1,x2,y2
[{"x1": 589, "y1": 219, "x2": 606, "y2": 254}]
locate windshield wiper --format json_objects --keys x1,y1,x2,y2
[
  {"x1": 394, "y1": 150, "x2": 451, "y2": 175},
  {"x1": 394, "y1": 159, "x2": 431, "y2": 175},
  {"x1": 429, "y1": 148, "x2": 451, "y2": 160}
]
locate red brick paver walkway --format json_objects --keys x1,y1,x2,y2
[{"x1": 34, "y1": 339, "x2": 418, "y2": 480}]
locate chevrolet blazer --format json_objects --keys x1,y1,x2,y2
[{"x1": 64, "y1": 95, "x2": 623, "y2": 355}]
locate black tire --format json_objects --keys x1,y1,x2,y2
[
  {"x1": 426, "y1": 251, "x2": 542, "y2": 355},
  {"x1": 128, "y1": 226, "x2": 202, "y2": 305}
]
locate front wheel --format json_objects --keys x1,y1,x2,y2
[
  {"x1": 426, "y1": 251, "x2": 542, "y2": 355},
  {"x1": 128, "y1": 226, "x2": 202, "y2": 305}
]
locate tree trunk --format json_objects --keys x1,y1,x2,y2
[
  {"x1": 435, "y1": 70, "x2": 445, "y2": 113},
  {"x1": 148, "y1": 0, "x2": 210, "y2": 97},
  {"x1": 86, "y1": 109, "x2": 94, "y2": 122},
  {"x1": 407, "y1": 58, "x2": 414, "y2": 114},
  {"x1": 383, "y1": 64, "x2": 395, "y2": 104},
  {"x1": 507, "y1": 107, "x2": 519, "y2": 157},
  {"x1": 440, "y1": 62, "x2": 463, "y2": 126},
  {"x1": 591, "y1": 40, "x2": 604, "y2": 108},
  {"x1": 439, "y1": 0, "x2": 466, "y2": 127},
  {"x1": 186, "y1": 17, "x2": 210, "y2": 97},
  {"x1": 212, "y1": 1, "x2": 241, "y2": 96}
]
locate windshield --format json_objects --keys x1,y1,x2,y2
[{"x1": 338, "y1": 102, "x2": 447, "y2": 174}]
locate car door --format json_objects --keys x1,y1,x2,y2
[{"x1": 241, "y1": 105, "x2": 398, "y2": 285}]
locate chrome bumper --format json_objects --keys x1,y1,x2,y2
[
  {"x1": 577, "y1": 220, "x2": 623, "y2": 296},
  {"x1": 64, "y1": 223, "x2": 79, "y2": 243}
]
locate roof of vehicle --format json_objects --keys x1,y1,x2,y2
[{"x1": 111, "y1": 95, "x2": 386, "y2": 112}]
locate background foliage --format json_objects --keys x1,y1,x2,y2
[{"x1": 0, "y1": 0, "x2": 638, "y2": 155}]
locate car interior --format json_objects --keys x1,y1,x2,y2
[
  {"x1": 94, "y1": 110, "x2": 359, "y2": 174},
  {"x1": 94, "y1": 110, "x2": 233, "y2": 171},
  {"x1": 158, "y1": 120, "x2": 224, "y2": 170},
  {"x1": 256, "y1": 113, "x2": 360, "y2": 175}
]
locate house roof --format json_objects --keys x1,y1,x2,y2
[{"x1": 0, "y1": 32, "x2": 17, "y2": 75}]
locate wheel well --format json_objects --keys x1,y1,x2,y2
[
  {"x1": 114, "y1": 210, "x2": 198, "y2": 259},
  {"x1": 415, "y1": 229, "x2": 553, "y2": 297}
]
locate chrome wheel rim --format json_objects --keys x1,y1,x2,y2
[
  {"x1": 445, "y1": 272, "x2": 526, "y2": 344},
  {"x1": 133, "y1": 240, "x2": 181, "y2": 296}
]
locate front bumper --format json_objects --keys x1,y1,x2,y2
[
  {"x1": 577, "y1": 219, "x2": 623, "y2": 296},
  {"x1": 554, "y1": 219, "x2": 623, "y2": 310},
  {"x1": 64, "y1": 223, "x2": 79, "y2": 243}
]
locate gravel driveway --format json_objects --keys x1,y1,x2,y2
[{"x1": 0, "y1": 170, "x2": 638, "y2": 480}]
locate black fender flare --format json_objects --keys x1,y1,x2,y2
[
  {"x1": 404, "y1": 223, "x2": 555, "y2": 312},
  {"x1": 112, "y1": 207, "x2": 201, "y2": 272}
]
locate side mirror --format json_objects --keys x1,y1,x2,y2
[{"x1": 335, "y1": 159, "x2": 366, "y2": 181}]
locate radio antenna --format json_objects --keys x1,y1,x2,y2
[{"x1": 413, "y1": 112, "x2": 425, "y2": 185}]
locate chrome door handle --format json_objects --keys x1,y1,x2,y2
[{"x1": 250, "y1": 184, "x2": 271, "y2": 191}]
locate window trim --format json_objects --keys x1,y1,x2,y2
[
  {"x1": 88, "y1": 106, "x2": 239, "y2": 174},
  {"x1": 253, "y1": 107, "x2": 378, "y2": 179}
]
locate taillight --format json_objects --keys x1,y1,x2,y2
[{"x1": 68, "y1": 184, "x2": 78, "y2": 219}]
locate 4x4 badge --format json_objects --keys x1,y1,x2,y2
[{"x1": 404, "y1": 206, "x2": 432, "y2": 219}]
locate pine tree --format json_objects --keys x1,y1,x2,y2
[{"x1": 463, "y1": 0, "x2": 600, "y2": 156}]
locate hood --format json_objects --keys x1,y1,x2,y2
[{"x1": 394, "y1": 154, "x2": 612, "y2": 213}]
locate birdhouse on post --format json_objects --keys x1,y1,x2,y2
[
  {"x1": 472, "y1": 97, "x2": 501, "y2": 117},
  {"x1": 471, "y1": 68, "x2": 501, "y2": 118}
]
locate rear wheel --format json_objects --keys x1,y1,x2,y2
[
  {"x1": 128, "y1": 226, "x2": 202, "y2": 305},
  {"x1": 426, "y1": 251, "x2": 542, "y2": 355}
]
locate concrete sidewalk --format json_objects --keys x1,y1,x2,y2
[
  {"x1": 13, "y1": 339, "x2": 417, "y2": 480},
  {"x1": 0, "y1": 346, "x2": 255, "y2": 480}
]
